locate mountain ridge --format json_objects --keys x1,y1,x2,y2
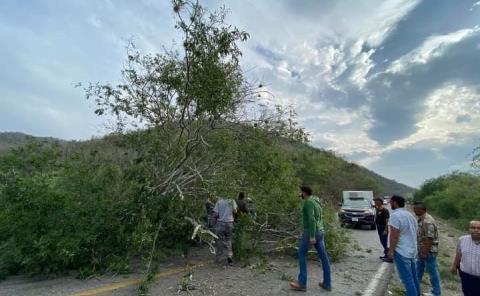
[{"x1": 0, "y1": 131, "x2": 415, "y2": 196}]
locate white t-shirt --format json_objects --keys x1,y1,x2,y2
[
  {"x1": 388, "y1": 208, "x2": 418, "y2": 259},
  {"x1": 213, "y1": 198, "x2": 237, "y2": 223},
  {"x1": 458, "y1": 235, "x2": 480, "y2": 277}
]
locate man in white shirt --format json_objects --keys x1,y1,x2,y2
[
  {"x1": 451, "y1": 220, "x2": 480, "y2": 296},
  {"x1": 388, "y1": 195, "x2": 419, "y2": 296},
  {"x1": 213, "y1": 196, "x2": 237, "y2": 264}
]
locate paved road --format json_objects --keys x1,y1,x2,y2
[{"x1": 0, "y1": 227, "x2": 384, "y2": 296}]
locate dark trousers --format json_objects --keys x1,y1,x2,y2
[
  {"x1": 459, "y1": 269, "x2": 480, "y2": 296},
  {"x1": 215, "y1": 222, "x2": 233, "y2": 261},
  {"x1": 376, "y1": 224, "x2": 388, "y2": 256}
]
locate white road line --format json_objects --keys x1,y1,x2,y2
[{"x1": 363, "y1": 262, "x2": 394, "y2": 296}]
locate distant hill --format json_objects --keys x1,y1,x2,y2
[
  {"x1": 362, "y1": 167, "x2": 416, "y2": 197},
  {"x1": 0, "y1": 132, "x2": 64, "y2": 154},
  {"x1": 280, "y1": 141, "x2": 416, "y2": 198},
  {"x1": 0, "y1": 131, "x2": 415, "y2": 197}
]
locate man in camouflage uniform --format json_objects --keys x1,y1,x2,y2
[{"x1": 413, "y1": 202, "x2": 441, "y2": 296}]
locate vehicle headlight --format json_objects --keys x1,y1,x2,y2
[
  {"x1": 364, "y1": 209, "x2": 373, "y2": 215},
  {"x1": 340, "y1": 209, "x2": 345, "y2": 213}
]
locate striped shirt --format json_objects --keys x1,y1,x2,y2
[{"x1": 457, "y1": 235, "x2": 480, "y2": 277}]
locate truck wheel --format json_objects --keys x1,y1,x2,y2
[{"x1": 370, "y1": 224, "x2": 376, "y2": 230}]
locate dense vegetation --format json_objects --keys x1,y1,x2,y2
[
  {"x1": 0, "y1": 1, "x2": 412, "y2": 291},
  {"x1": 0, "y1": 130, "x2": 412, "y2": 281},
  {"x1": 0, "y1": 132, "x2": 61, "y2": 154},
  {"x1": 414, "y1": 172, "x2": 480, "y2": 230}
]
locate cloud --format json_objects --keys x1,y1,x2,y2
[
  {"x1": 296, "y1": 103, "x2": 382, "y2": 159},
  {"x1": 3, "y1": 0, "x2": 480, "y2": 187},
  {"x1": 384, "y1": 83, "x2": 480, "y2": 151},
  {"x1": 365, "y1": 26, "x2": 480, "y2": 145},
  {"x1": 386, "y1": 27, "x2": 480, "y2": 74},
  {"x1": 470, "y1": 1, "x2": 480, "y2": 11},
  {"x1": 356, "y1": 0, "x2": 421, "y2": 47}
]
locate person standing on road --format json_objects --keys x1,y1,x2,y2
[
  {"x1": 290, "y1": 186, "x2": 332, "y2": 292},
  {"x1": 451, "y1": 220, "x2": 480, "y2": 296},
  {"x1": 374, "y1": 197, "x2": 391, "y2": 262},
  {"x1": 388, "y1": 195, "x2": 419, "y2": 296},
  {"x1": 213, "y1": 196, "x2": 238, "y2": 265},
  {"x1": 413, "y1": 202, "x2": 441, "y2": 296}
]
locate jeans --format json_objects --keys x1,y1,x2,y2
[
  {"x1": 459, "y1": 269, "x2": 480, "y2": 296},
  {"x1": 417, "y1": 252, "x2": 441, "y2": 295},
  {"x1": 297, "y1": 231, "x2": 331, "y2": 288},
  {"x1": 376, "y1": 224, "x2": 388, "y2": 256},
  {"x1": 394, "y1": 251, "x2": 420, "y2": 296}
]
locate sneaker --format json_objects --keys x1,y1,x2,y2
[
  {"x1": 290, "y1": 281, "x2": 306, "y2": 292},
  {"x1": 379, "y1": 255, "x2": 387, "y2": 259},
  {"x1": 319, "y1": 282, "x2": 332, "y2": 291}
]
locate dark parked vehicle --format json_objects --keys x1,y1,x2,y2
[{"x1": 338, "y1": 196, "x2": 376, "y2": 230}]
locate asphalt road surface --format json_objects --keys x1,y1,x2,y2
[{"x1": 0, "y1": 226, "x2": 384, "y2": 296}]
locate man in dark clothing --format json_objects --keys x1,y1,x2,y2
[
  {"x1": 373, "y1": 197, "x2": 391, "y2": 262},
  {"x1": 236, "y1": 192, "x2": 249, "y2": 215},
  {"x1": 205, "y1": 195, "x2": 217, "y2": 229}
]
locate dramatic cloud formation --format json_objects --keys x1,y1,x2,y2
[{"x1": 1, "y1": 0, "x2": 480, "y2": 186}]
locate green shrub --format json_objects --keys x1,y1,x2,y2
[
  {"x1": 322, "y1": 201, "x2": 350, "y2": 261},
  {"x1": 418, "y1": 172, "x2": 480, "y2": 230}
]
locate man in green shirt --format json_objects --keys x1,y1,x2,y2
[{"x1": 290, "y1": 186, "x2": 332, "y2": 292}]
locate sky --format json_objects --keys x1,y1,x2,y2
[{"x1": 1, "y1": 0, "x2": 480, "y2": 187}]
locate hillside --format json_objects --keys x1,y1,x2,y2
[
  {"x1": 361, "y1": 167, "x2": 416, "y2": 197},
  {"x1": 0, "y1": 131, "x2": 415, "y2": 198},
  {"x1": 279, "y1": 140, "x2": 415, "y2": 198},
  {"x1": 0, "y1": 127, "x2": 416, "y2": 279},
  {"x1": 0, "y1": 132, "x2": 63, "y2": 154}
]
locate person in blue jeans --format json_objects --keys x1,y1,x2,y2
[
  {"x1": 388, "y1": 195, "x2": 420, "y2": 296},
  {"x1": 413, "y1": 202, "x2": 441, "y2": 296},
  {"x1": 290, "y1": 186, "x2": 331, "y2": 292},
  {"x1": 417, "y1": 253, "x2": 441, "y2": 295}
]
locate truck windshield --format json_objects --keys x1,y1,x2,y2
[{"x1": 343, "y1": 198, "x2": 370, "y2": 208}]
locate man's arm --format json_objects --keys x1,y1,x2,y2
[
  {"x1": 383, "y1": 210, "x2": 390, "y2": 235},
  {"x1": 213, "y1": 202, "x2": 219, "y2": 220},
  {"x1": 420, "y1": 238, "x2": 433, "y2": 259},
  {"x1": 420, "y1": 222, "x2": 435, "y2": 259},
  {"x1": 303, "y1": 201, "x2": 316, "y2": 243},
  {"x1": 388, "y1": 226, "x2": 400, "y2": 259},
  {"x1": 451, "y1": 252, "x2": 462, "y2": 275},
  {"x1": 451, "y1": 240, "x2": 462, "y2": 275}
]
